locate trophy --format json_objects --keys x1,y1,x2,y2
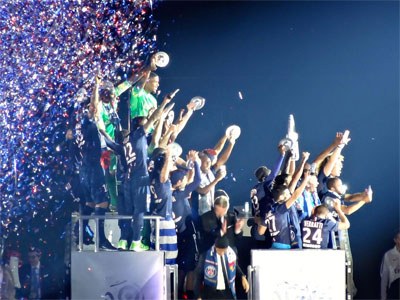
[
  {"x1": 168, "y1": 142, "x2": 183, "y2": 159},
  {"x1": 279, "y1": 114, "x2": 299, "y2": 161},
  {"x1": 189, "y1": 96, "x2": 206, "y2": 111},
  {"x1": 225, "y1": 125, "x2": 241, "y2": 140},
  {"x1": 154, "y1": 51, "x2": 170, "y2": 68}
]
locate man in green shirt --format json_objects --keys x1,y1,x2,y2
[{"x1": 130, "y1": 71, "x2": 159, "y2": 119}]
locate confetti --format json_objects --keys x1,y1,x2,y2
[{"x1": 0, "y1": 0, "x2": 159, "y2": 240}]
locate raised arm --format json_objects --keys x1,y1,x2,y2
[
  {"x1": 214, "y1": 138, "x2": 236, "y2": 171},
  {"x1": 196, "y1": 167, "x2": 226, "y2": 195},
  {"x1": 90, "y1": 75, "x2": 101, "y2": 122},
  {"x1": 288, "y1": 152, "x2": 310, "y2": 193},
  {"x1": 170, "y1": 101, "x2": 196, "y2": 141},
  {"x1": 264, "y1": 144, "x2": 286, "y2": 186},
  {"x1": 213, "y1": 135, "x2": 228, "y2": 156},
  {"x1": 341, "y1": 201, "x2": 365, "y2": 215},
  {"x1": 144, "y1": 89, "x2": 179, "y2": 133},
  {"x1": 333, "y1": 199, "x2": 350, "y2": 230},
  {"x1": 159, "y1": 124, "x2": 178, "y2": 148},
  {"x1": 315, "y1": 131, "x2": 350, "y2": 177},
  {"x1": 344, "y1": 186, "x2": 373, "y2": 203},
  {"x1": 149, "y1": 104, "x2": 174, "y2": 150},
  {"x1": 159, "y1": 148, "x2": 173, "y2": 184},
  {"x1": 184, "y1": 151, "x2": 202, "y2": 196},
  {"x1": 342, "y1": 186, "x2": 372, "y2": 215},
  {"x1": 286, "y1": 173, "x2": 310, "y2": 209}
]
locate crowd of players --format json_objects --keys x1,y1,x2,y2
[{"x1": 66, "y1": 55, "x2": 376, "y2": 299}]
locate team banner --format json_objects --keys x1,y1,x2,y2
[
  {"x1": 251, "y1": 249, "x2": 345, "y2": 299},
  {"x1": 72, "y1": 251, "x2": 164, "y2": 299}
]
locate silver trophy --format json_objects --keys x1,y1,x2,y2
[
  {"x1": 154, "y1": 51, "x2": 170, "y2": 68},
  {"x1": 189, "y1": 96, "x2": 206, "y2": 111},
  {"x1": 225, "y1": 125, "x2": 241, "y2": 140},
  {"x1": 286, "y1": 114, "x2": 299, "y2": 161},
  {"x1": 278, "y1": 137, "x2": 293, "y2": 152},
  {"x1": 168, "y1": 142, "x2": 183, "y2": 158}
]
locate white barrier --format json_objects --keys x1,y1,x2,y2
[
  {"x1": 248, "y1": 249, "x2": 346, "y2": 300},
  {"x1": 71, "y1": 251, "x2": 166, "y2": 299}
]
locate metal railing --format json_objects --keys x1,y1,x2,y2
[
  {"x1": 247, "y1": 265, "x2": 256, "y2": 300},
  {"x1": 165, "y1": 264, "x2": 178, "y2": 300},
  {"x1": 75, "y1": 214, "x2": 163, "y2": 252}
]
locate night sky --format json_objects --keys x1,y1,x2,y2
[{"x1": 154, "y1": 1, "x2": 399, "y2": 298}]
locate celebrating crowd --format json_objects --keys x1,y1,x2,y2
[{"x1": 65, "y1": 54, "x2": 376, "y2": 300}]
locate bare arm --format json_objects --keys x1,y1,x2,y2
[
  {"x1": 333, "y1": 199, "x2": 350, "y2": 230},
  {"x1": 313, "y1": 132, "x2": 350, "y2": 177},
  {"x1": 258, "y1": 224, "x2": 267, "y2": 236},
  {"x1": 287, "y1": 159, "x2": 295, "y2": 175},
  {"x1": 170, "y1": 102, "x2": 196, "y2": 141},
  {"x1": 344, "y1": 186, "x2": 373, "y2": 203},
  {"x1": 213, "y1": 135, "x2": 228, "y2": 156},
  {"x1": 197, "y1": 168, "x2": 226, "y2": 195},
  {"x1": 214, "y1": 138, "x2": 235, "y2": 170},
  {"x1": 286, "y1": 173, "x2": 309, "y2": 209},
  {"x1": 159, "y1": 149, "x2": 173, "y2": 183},
  {"x1": 150, "y1": 104, "x2": 174, "y2": 149},
  {"x1": 144, "y1": 90, "x2": 178, "y2": 133},
  {"x1": 91, "y1": 75, "x2": 101, "y2": 122},
  {"x1": 341, "y1": 201, "x2": 365, "y2": 215},
  {"x1": 159, "y1": 124, "x2": 178, "y2": 148},
  {"x1": 288, "y1": 152, "x2": 309, "y2": 193},
  {"x1": 313, "y1": 132, "x2": 343, "y2": 165}
]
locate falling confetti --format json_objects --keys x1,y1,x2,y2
[{"x1": 0, "y1": 0, "x2": 159, "y2": 240}]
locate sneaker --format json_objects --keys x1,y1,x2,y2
[
  {"x1": 109, "y1": 204, "x2": 117, "y2": 213},
  {"x1": 117, "y1": 240, "x2": 128, "y2": 251},
  {"x1": 99, "y1": 240, "x2": 117, "y2": 251},
  {"x1": 129, "y1": 241, "x2": 149, "y2": 252}
]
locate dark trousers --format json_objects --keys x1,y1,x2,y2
[{"x1": 203, "y1": 286, "x2": 234, "y2": 300}]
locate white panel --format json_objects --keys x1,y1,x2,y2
[
  {"x1": 72, "y1": 251, "x2": 165, "y2": 300},
  {"x1": 251, "y1": 249, "x2": 346, "y2": 300}
]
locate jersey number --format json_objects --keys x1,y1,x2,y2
[
  {"x1": 265, "y1": 213, "x2": 277, "y2": 234},
  {"x1": 303, "y1": 227, "x2": 323, "y2": 245},
  {"x1": 124, "y1": 142, "x2": 136, "y2": 166}
]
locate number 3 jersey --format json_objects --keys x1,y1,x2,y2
[{"x1": 301, "y1": 217, "x2": 338, "y2": 249}]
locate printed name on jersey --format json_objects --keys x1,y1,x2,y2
[{"x1": 303, "y1": 220, "x2": 323, "y2": 229}]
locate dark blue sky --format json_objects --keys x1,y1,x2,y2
[{"x1": 154, "y1": 1, "x2": 399, "y2": 298}]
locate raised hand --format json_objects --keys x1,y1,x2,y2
[
  {"x1": 302, "y1": 151, "x2": 310, "y2": 161},
  {"x1": 235, "y1": 218, "x2": 244, "y2": 232},
  {"x1": 364, "y1": 185, "x2": 373, "y2": 203}
]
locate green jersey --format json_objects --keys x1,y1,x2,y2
[{"x1": 130, "y1": 86, "x2": 158, "y2": 119}]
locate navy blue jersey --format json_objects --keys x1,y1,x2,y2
[
  {"x1": 301, "y1": 217, "x2": 338, "y2": 249},
  {"x1": 125, "y1": 125, "x2": 148, "y2": 177},
  {"x1": 173, "y1": 161, "x2": 202, "y2": 233},
  {"x1": 151, "y1": 178, "x2": 173, "y2": 219},
  {"x1": 258, "y1": 190, "x2": 274, "y2": 221},
  {"x1": 172, "y1": 191, "x2": 192, "y2": 233},
  {"x1": 263, "y1": 203, "x2": 291, "y2": 246},
  {"x1": 251, "y1": 181, "x2": 271, "y2": 218},
  {"x1": 321, "y1": 190, "x2": 343, "y2": 220},
  {"x1": 81, "y1": 116, "x2": 102, "y2": 165},
  {"x1": 288, "y1": 205, "x2": 302, "y2": 248},
  {"x1": 78, "y1": 115, "x2": 108, "y2": 204}
]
